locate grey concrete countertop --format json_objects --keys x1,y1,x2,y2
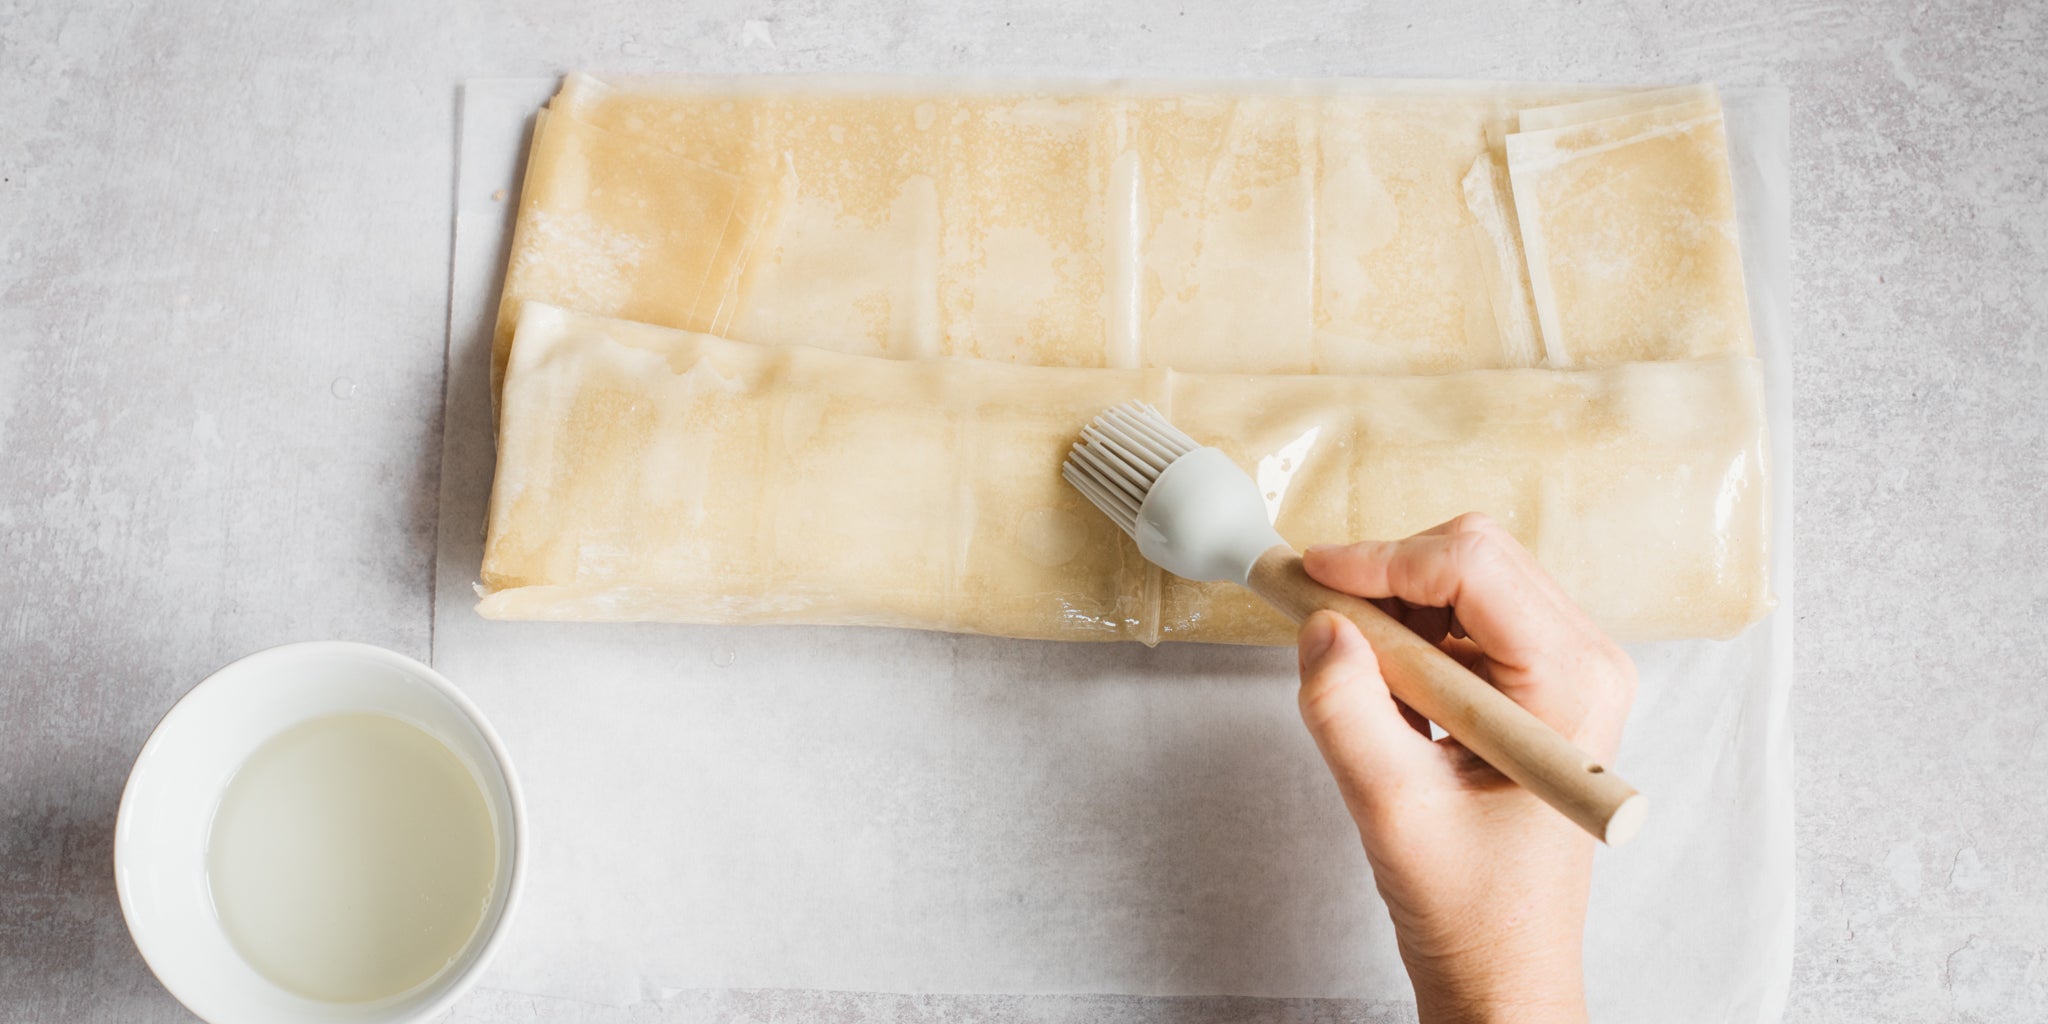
[{"x1": 3, "y1": 1, "x2": 2042, "y2": 1021}]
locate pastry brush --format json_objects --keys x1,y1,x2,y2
[{"x1": 1062, "y1": 402, "x2": 1646, "y2": 846}]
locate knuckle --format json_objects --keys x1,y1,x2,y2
[
  {"x1": 1354, "y1": 539, "x2": 1400, "y2": 567},
  {"x1": 1449, "y1": 510, "x2": 1499, "y2": 537},
  {"x1": 1565, "y1": 638, "x2": 1636, "y2": 713},
  {"x1": 1297, "y1": 659, "x2": 1374, "y2": 735},
  {"x1": 1301, "y1": 650, "x2": 1354, "y2": 696},
  {"x1": 1444, "y1": 528, "x2": 1498, "y2": 570},
  {"x1": 1297, "y1": 678, "x2": 1348, "y2": 734}
]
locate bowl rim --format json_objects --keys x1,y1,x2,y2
[{"x1": 114, "y1": 639, "x2": 528, "y2": 1023}]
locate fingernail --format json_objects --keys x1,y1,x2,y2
[
  {"x1": 1299, "y1": 611, "x2": 1338, "y2": 664},
  {"x1": 1304, "y1": 544, "x2": 1338, "y2": 560}
]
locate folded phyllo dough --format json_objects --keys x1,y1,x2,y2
[
  {"x1": 494, "y1": 109, "x2": 753, "y2": 407},
  {"x1": 1508, "y1": 88, "x2": 1754, "y2": 367},
  {"x1": 481, "y1": 303, "x2": 1772, "y2": 644}
]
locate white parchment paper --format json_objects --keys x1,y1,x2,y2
[{"x1": 433, "y1": 79, "x2": 1793, "y2": 1021}]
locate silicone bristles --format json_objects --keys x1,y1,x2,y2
[{"x1": 1061, "y1": 401, "x2": 1202, "y2": 538}]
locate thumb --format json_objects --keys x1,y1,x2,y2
[{"x1": 1297, "y1": 610, "x2": 1435, "y2": 821}]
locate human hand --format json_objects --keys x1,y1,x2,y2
[{"x1": 1294, "y1": 513, "x2": 1636, "y2": 1024}]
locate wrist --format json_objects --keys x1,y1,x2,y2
[
  {"x1": 1415, "y1": 991, "x2": 1587, "y2": 1024},
  {"x1": 1406, "y1": 947, "x2": 1586, "y2": 1024}
]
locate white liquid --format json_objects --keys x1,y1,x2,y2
[{"x1": 207, "y1": 713, "x2": 498, "y2": 1003}]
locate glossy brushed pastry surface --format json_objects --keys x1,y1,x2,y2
[{"x1": 481, "y1": 303, "x2": 1769, "y2": 643}]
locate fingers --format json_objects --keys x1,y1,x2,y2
[
  {"x1": 1303, "y1": 514, "x2": 1502, "y2": 605},
  {"x1": 1302, "y1": 514, "x2": 1636, "y2": 747},
  {"x1": 1296, "y1": 610, "x2": 1438, "y2": 822},
  {"x1": 1302, "y1": 513, "x2": 1589, "y2": 670}
]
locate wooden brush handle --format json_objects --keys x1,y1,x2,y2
[{"x1": 1247, "y1": 546, "x2": 1646, "y2": 846}]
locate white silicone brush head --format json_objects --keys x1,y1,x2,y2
[{"x1": 1061, "y1": 402, "x2": 1287, "y2": 587}]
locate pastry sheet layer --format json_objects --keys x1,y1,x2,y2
[
  {"x1": 494, "y1": 77, "x2": 1755, "y2": 399},
  {"x1": 1507, "y1": 92, "x2": 1754, "y2": 367},
  {"x1": 481, "y1": 303, "x2": 1772, "y2": 644},
  {"x1": 493, "y1": 109, "x2": 752, "y2": 406}
]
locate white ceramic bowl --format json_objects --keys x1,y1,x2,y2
[{"x1": 116, "y1": 641, "x2": 525, "y2": 1023}]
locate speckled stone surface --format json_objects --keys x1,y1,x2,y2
[{"x1": 2, "y1": 1, "x2": 2042, "y2": 1021}]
